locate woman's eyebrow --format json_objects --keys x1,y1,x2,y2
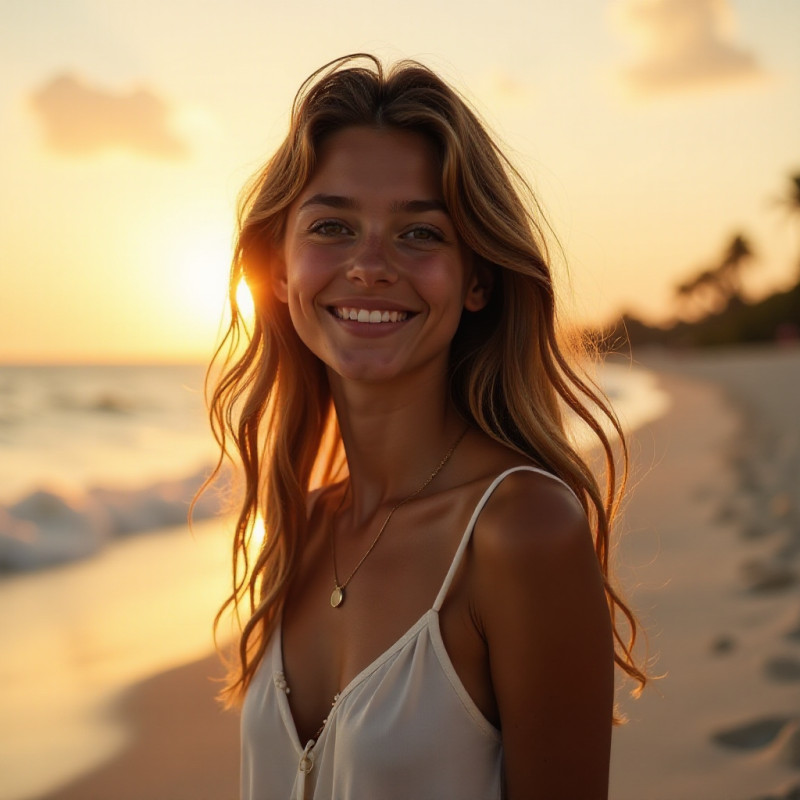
[{"x1": 298, "y1": 193, "x2": 357, "y2": 211}]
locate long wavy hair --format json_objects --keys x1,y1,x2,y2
[{"x1": 202, "y1": 53, "x2": 647, "y2": 709}]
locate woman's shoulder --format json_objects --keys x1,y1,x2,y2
[
  {"x1": 454, "y1": 431, "x2": 598, "y2": 599},
  {"x1": 467, "y1": 457, "x2": 609, "y2": 655},
  {"x1": 473, "y1": 465, "x2": 591, "y2": 566},
  {"x1": 453, "y1": 431, "x2": 591, "y2": 553},
  {"x1": 457, "y1": 431, "x2": 589, "y2": 557}
]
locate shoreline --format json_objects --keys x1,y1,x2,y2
[
  {"x1": 38, "y1": 654, "x2": 240, "y2": 800},
  {"x1": 20, "y1": 343, "x2": 800, "y2": 800}
]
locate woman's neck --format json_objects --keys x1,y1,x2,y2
[{"x1": 328, "y1": 369, "x2": 465, "y2": 524}]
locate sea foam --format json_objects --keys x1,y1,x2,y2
[{"x1": 0, "y1": 468, "x2": 224, "y2": 570}]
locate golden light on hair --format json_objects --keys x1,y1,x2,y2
[
  {"x1": 235, "y1": 277, "x2": 255, "y2": 322},
  {"x1": 248, "y1": 513, "x2": 266, "y2": 556}
]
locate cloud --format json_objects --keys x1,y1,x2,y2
[
  {"x1": 472, "y1": 68, "x2": 537, "y2": 117},
  {"x1": 613, "y1": 0, "x2": 765, "y2": 95},
  {"x1": 486, "y1": 69, "x2": 533, "y2": 103},
  {"x1": 30, "y1": 73, "x2": 188, "y2": 158}
]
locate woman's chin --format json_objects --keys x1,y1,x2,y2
[{"x1": 325, "y1": 358, "x2": 405, "y2": 386}]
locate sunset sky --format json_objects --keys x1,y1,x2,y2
[{"x1": 2, "y1": 0, "x2": 799, "y2": 363}]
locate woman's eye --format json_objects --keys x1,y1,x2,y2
[
  {"x1": 403, "y1": 226, "x2": 443, "y2": 242},
  {"x1": 309, "y1": 220, "x2": 349, "y2": 236}
]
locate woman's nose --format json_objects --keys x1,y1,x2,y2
[{"x1": 346, "y1": 236, "x2": 397, "y2": 286}]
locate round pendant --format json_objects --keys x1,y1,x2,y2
[{"x1": 330, "y1": 585, "x2": 344, "y2": 608}]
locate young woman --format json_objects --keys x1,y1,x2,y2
[{"x1": 206, "y1": 54, "x2": 645, "y2": 799}]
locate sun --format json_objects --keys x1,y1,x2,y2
[
  {"x1": 153, "y1": 225, "x2": 263, "y2": 358},
  {"x1": 165, "y1": 229, "x2": 257, "y2": 330},
  {"x1": 170, "y1": 235, "x2": 232, "y2": 322}
]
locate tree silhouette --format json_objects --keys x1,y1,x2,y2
[
  {"x1": 776, "y1": 173, "x2": 800, "y2": 279},
  {"x1": 716, "y1": 233, "x2": 753, "y2": 299},
  {"x1": 675, "y1": 232, "x2": 754, "y2": 318},
  {"x1": 676, "y1": 268, "x2": 725, "y2": 317},
  {"x1": 780, "y1": 173, "x2": 800, "y2": 214}
]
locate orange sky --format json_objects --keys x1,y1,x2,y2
[{"x1": 1, "y1": 0, "x2": 798, "y2": 363}]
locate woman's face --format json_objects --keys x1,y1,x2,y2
[{"x1": 276, "y1": 125, "x2": 488, "y2": 386}]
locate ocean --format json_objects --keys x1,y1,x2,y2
[{"x1": 0, "y1": 361, "x2": 670, "y2": 800}]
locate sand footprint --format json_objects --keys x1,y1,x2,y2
[
  {"x1": 748, "y1": 782, "x2": 800, "y2": 800},
  {"x1": 741, "y1": 558, "x2": 797, "y2": 593},
  {"x1": 784, "y1": 621, "x2": 800, "y2": 643},
  {"x1": 717, "y1": 721, "x2": 800, "y2": 800},
  {"x1": 714, "y1": 717, "x2": 800, "y2": 770},
  {"x1": 768, "y1": 720, "x2": 800, "y2": 770},
  {"x1": 710, "y1": 634, "x2": 737, "y2": 655},
  {"x1": 712, "y1": 716, "x2": 793, "y2": 750},
  {"x1": 765, "y1": 656, "x2": 800, "y2": 682}
]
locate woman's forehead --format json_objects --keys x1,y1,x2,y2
[{"x1": 304, "y1": 126, "x2": 443, "y2": 203}]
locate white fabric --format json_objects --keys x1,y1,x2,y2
[{"x1": 240, "y1": 466, "x2": 574, "y2": 800}]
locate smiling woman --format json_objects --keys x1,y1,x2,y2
[{"x1": 203, "y1": 54, "x2": 647, "y2": 800}]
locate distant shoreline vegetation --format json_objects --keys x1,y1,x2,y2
[
  {"x1": 591, "y1": 172, "x2": 800, "y2": 351},
  {"x1": 594, "y1": 279, "x2": 800, "y2": 350}
]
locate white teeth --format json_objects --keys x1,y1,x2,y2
[{"x1": 334, "y1": 307, "x2": 409, "y2": 324}]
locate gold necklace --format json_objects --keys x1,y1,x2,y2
[{"x1": 329, "y1": 426, "x2": 468, "y2": 609}]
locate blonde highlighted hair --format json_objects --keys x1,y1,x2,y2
[{"x1": 202, "y1": 53, "x2": 646, "y2": 709}]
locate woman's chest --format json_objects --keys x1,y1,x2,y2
[
  {"x1": 241, "y1": 626, "x2": 504, "y2": 800},
  {"x1": 279, "y1": 495, "x2": 495, "y2": 743}
]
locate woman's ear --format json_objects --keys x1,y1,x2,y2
[
  {"x1": 463, "y1": 260, "x2": 494, "y2": 312},
  {"x1": 272, "y1": 255, "x2": 289, "y2": 304}
]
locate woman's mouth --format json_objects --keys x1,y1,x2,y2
[{"x1": 331, "y1": 307, "x2": 411, "y2": 324}]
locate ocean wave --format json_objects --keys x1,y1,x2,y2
[
  {"x1": 49, "y1": 391, "x2": 142, "y2": 415},
  {"x1": 0, "y1": 468, "x2": 226, "y2": 572}
]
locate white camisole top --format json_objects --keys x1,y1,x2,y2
[{"x1": 240, "y1": 466, "x2": 574, "y2": 800}]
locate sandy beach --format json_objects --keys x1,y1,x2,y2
[
  {"x1": 32, "y1": 344, "x2": 800, "y2": 800},
  {"x1": 37, "y1": 653, "x2": 240, "y2": 800},
  {"x1": 611, "y1": 344, "x2": 800, "y2": 800}
]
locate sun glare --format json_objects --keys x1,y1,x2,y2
[
  {"x1": 166, "y1": 231, "x2": 232, "y2": 331},
  {"x1": 236, "y1": 278, "x2": 255, "y2": 322},
  {"x1": 248, "y1": 514, "x2": 266, "y2": 558}
]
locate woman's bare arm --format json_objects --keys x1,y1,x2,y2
[{"x1": 473, "y1": 471, "x2": 615, "y2": 799}]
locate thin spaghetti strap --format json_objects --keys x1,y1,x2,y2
[{"x1": 431, "y1": 465, "x2": 579, "y2": 612}]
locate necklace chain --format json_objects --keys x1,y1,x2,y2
[{"x1": 329, "y1": 426, "x2": 468, "y2": 608}]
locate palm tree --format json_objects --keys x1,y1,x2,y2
[
  {"x1": 675, "y1": 268, "x2": 724, "y2": 317},
  {"x1": 674, "y1": 233, "x2": 754, "y2": 318},
  {"x1": 781, "y1": 173, "x2": 800, "y2": 215},
  {"x1": 777, "y1": 173, "x2": 800, "y2": 279},
  {"x1": 716, "y1": 233, "x2": 753, "y2": 300}
]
